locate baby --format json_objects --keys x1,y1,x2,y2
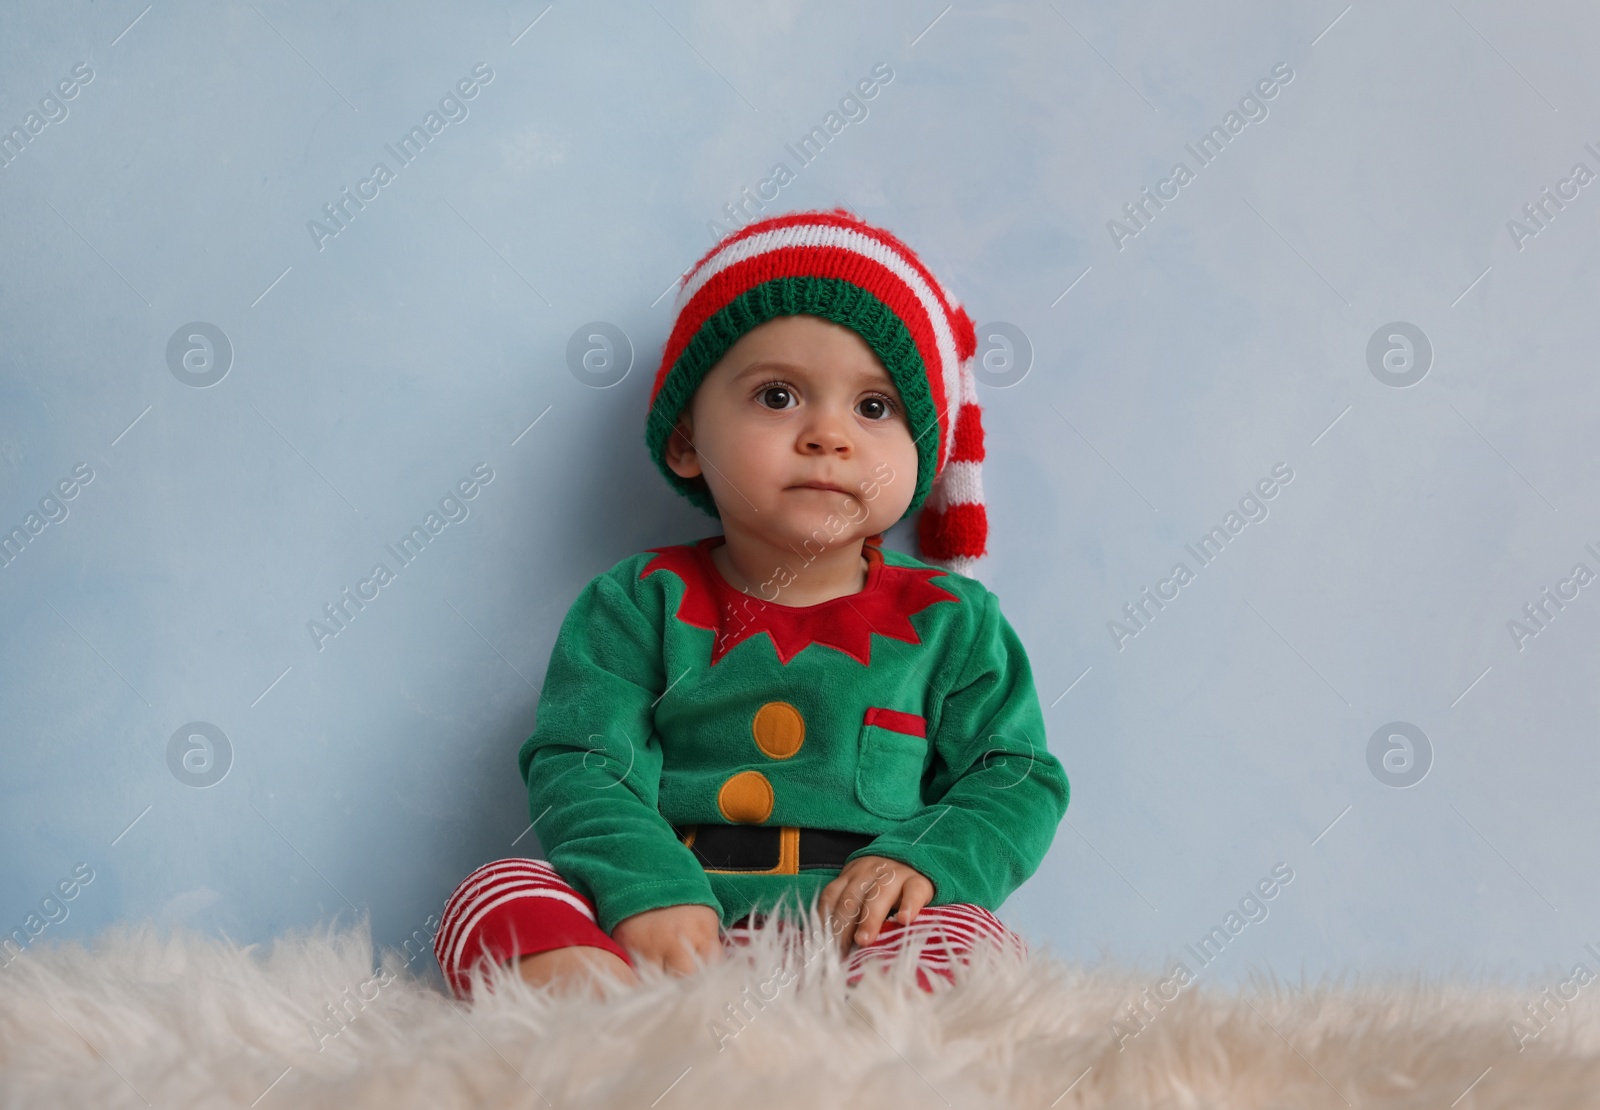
[{"x1": 433, "y1": 208, "x2": 1071, "y2": 999}]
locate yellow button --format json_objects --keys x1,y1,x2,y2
[
  {"x1": 717, "y1": 771, "x2": 775, "y2": 823},
  {"x1": 751, "y1": 701, "x2": 805, "y2": 759}
]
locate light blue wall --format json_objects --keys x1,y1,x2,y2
[{"x1": 4, "y1": 0, "x2": 1597, "y2": 993}]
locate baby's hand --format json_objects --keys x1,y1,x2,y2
[
  {"x1": 610, "y1": 903, "x2": 723, "y2": 976},
  {"x1": 819, "y1": 855, "x2": 935, "y2": 960}
]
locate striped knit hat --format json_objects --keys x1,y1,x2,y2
[{"x1": 645, "y1": 208, "x2": 989, "y2": 579}]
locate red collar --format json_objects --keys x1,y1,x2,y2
[{"x1": 640, "y1": 535, "x2": 960, "y2": 666}]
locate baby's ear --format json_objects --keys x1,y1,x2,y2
[{"x1": 663, "y1": 412, "x2": 700, "y2": 477}]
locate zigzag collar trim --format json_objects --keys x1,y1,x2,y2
[{"x1": 639, "y1": 535, "x2": 960, "y2": 666}]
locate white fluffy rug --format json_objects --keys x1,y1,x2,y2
[{"x1": 2, "y1": 911, "x2": 1597, "y2": 1108}]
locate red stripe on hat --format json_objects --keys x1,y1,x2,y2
[
  {"x1": 917, "y1": 501, "x2": 989, "y2": 561},
  {"x1": 949, "y1": 302, "x2": 977, "y2": 363},
  {"x1": 950, "y1": 404, "x2": 985, "y2": 463}
]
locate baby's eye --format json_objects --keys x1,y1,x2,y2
[
  {"x1": 757, "y1": 383, "x2": 795, "y2": 410},
  {"x1": 859, "y1": 393, "x2": 898, "y2": 421}
]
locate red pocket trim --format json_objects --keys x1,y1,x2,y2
[{"x1": 862, "y1": 707, "x2": 926, "y2": 738}]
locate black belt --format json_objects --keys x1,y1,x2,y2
[{"x1": 673, "y1": 823, "x2": 875, "y2": 874}]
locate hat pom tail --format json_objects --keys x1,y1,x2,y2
[{"x1": 916, "y1": 359, "x2": 988, "y2": 579}]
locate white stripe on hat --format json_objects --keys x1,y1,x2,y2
[{"x1": 933, "y1": 458, "x2": 984, "y2": 510}]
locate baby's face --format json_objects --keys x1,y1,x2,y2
[{"x1": 666, "y1": 314, "x2": 919, "y2": 548}]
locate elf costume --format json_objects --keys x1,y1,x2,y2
[{"x1": 434, "y1": 208, "x2": 1070, "y2": 995}]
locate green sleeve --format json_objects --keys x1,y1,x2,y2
[
  {"x1": 845, "y1": 588, "x2": 1070, "y2": 909},
  {"x1": 517, "y1": 570, "x2": 722, "y2": 934}
]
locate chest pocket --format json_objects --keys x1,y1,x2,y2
[{"x1": 854, "y1": 707, "x2": 930, "y2": 819}]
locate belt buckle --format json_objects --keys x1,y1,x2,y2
[
  {"x1": 677, "y1": 823, "x2": 797, "y2": 875},
  {"x1": 676, "y1": 824, "x2": 873, "y2": 874}
]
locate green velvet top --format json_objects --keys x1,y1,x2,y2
[{"x1": 516, "y1": 533, "x2": 1071, "y2": 934}]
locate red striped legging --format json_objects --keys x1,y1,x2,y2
[{"x1": 434, "y1": 858, "x2": 1029, "y2": 998}]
